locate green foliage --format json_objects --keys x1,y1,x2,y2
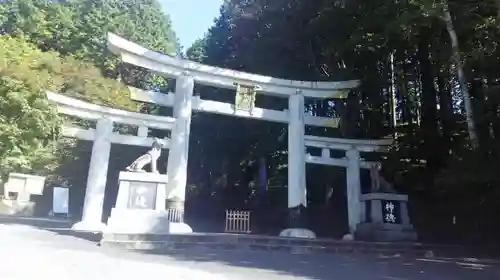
[
  {"x1": 186, "y1": 38, "x2": 208, "y2": 62},
  {"x1": 0, "y1": 35, "x2": 134, "y2": 180},
  {"x1": 0, "y1": 0, "x2": 180, "y2": 60},
  {"x1": 0, "y1": 0, "x2": 180, "y2": 184},
  {"x1": 0, "y1": 0, "x2": 180, "y2": 86}
]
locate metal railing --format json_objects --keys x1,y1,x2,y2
[
  {"x1": 165, "y1": 208, "x2": 184, "y2": 223},
  {"x1": 225, "y1": 210, "x2": 251, "y2": 233}
]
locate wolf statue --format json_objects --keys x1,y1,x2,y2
[
  {"x1": 370, "y1": 162, "x2": 395, "y2": 193},
  {"x1": 125, "y1": 138, "x2": 163, "y2": 173}
]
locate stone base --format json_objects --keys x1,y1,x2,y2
[
  {"x1": 99, "y1": 232, "x2": 483, "y2": 259},
  {"x1": 287, "y1": 205, "x2": 307, "y2": 229},
  {"x1": 355, "y1": 223, "x2": 418, "y2": 242},
  {"x1": 342, "y1": 234, "x2": 354, "y2": 241},
  {"x1": 279, "y1": 228, "x2": 316, "y2": 238},
  {"x1": 105, "y1": 208, "x2": 192, "y2": 234},
  {"x1": 117, "y1": 171, "x2": 168, "y2": 211},
  {"x1": 71, "y1": 220, "x2": 107, "y2": 233},
  {"x1": 0, "y1": 199, "x2": 35, "y2": 216}
]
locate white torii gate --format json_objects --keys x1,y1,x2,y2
[
  {"x1": 107, "y1": 33, "x2": 393, "y2": 237},
  {"x1": 53, "y1": 33, "x2": 391, "y2": 236},
  {"x1": 46, "y1": 92, "x2": 176, "y2": 232},
  {"x1": 304, "y1": 135, "x2": 391, "y2": 235}
]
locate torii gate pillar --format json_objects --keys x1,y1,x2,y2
[
  {"x1": 279, "y1": 91, "x2": 316, "y2": 238},
  {"x1": 165, "y1": 74, "x2": 195, "y2": 222},
  {"x1": 71, "y1": 118, "x2": 114, "y2": 232}
]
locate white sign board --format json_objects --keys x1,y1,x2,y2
[{"x1": 52, "y1": 187, "x2": 69, "y2": 214}]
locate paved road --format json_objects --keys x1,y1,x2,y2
[{"x1": 0, "y1": 220, "x2": 499, "y2": 280}]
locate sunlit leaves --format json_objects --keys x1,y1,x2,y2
[{"x1": 0, "y1": 35, "x2": 134, "y2": 179}]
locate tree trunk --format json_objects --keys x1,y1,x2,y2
[
  {"x1": 485, "y1": 86, "x2": 500, "y2": 139},
  {"x1": 495, "y1": 0, "x2": 500, "y2": 26},
  {"x1": 390, "y1": 51, "x2": 398, "y2": 135},
  {"x1": 470, "y1": 79, "x2": 491, "y2": 148},
  {"x1": 417, "y1": 31, "x2": 439, "y2": 170},
  {"x1": 442, "y1": 2, "x2": 478, "y2": 148},
  {"x1": 365, "y1": 57, "x2": 386, "y2": 137},
  {"x1": 396, "y1": 51, "x2": 414, "y2": 128},
  {"x1": 437, "y1": 71, "x2": 454, "y2": 152},
  {"x1": 345, "y1": 90, "x2": 361, "y2": 137}
]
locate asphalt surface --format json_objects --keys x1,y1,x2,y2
[{"x1": 0, "y1": 217, "x2": 499, "y2": 280}]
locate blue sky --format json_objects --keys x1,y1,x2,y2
[{"x1": 160, "y1": 0, "x2": 223, "y2": 50}]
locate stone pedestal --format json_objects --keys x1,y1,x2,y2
[
  {"x1": 105, "y1": 172, "x2": 192, "y2": 234},
  {"x1": 279, "y1": 205, "x2": 316, "y2": 238},
  {"x1": 355, "y1": 193, "x2": 417, "y2": 242},
  {"x1": 280, "y1": 228, "x2": 316, "y2": 238},
  {"x1": 3, "y1": 173, "x2": 45, "y2": 199},
  {"x1": 0, "y1": 173, "x2": 46, "y2": 217}
]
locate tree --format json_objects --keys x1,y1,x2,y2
[
  {"x1": 0, "y1": 0, "x2": 180, "y2": 86},
  {"x1": 0, "y1": 35, "x2": 136, "y2": 181},
  {"x1": 0, "y1": 0, "x2": 182, "y2": 217},
  {"x1": 186, "y1": 38, "x2": 208, "y2": 62},
  {"x1": 442, "y1": 1, "x2": 478, "y2": 147},
  {"x1": 185, "y1": 0, "x2": 500, "y2": 241},
  {"x1": 0, "y1": 0, "x2": 181, "y2": 172}
]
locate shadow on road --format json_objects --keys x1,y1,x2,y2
[
  {"x1": 139, "y1": 246, "x2": 500, "y2": 280},
  {"x1": 145, "y1": 248, "x2": 365, "y2": 279}
]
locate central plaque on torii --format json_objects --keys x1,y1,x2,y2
[{"x1": 234, "y1": 83, "x2": 259, "y2": 114}]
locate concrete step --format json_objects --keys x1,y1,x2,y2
[{"x1": 100, "y1": 232, "x2": 496, "y2": 259}]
